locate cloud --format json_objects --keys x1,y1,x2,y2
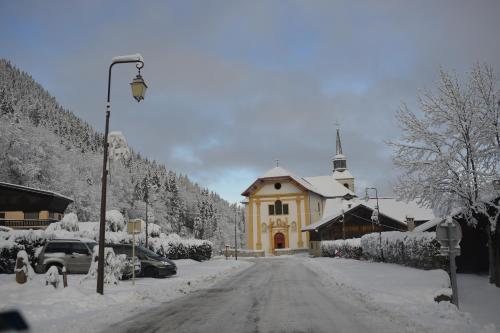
[{"x1": 1, "y1": 0, "x2": 499, "y2": 202}]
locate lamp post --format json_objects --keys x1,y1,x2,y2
[
  {"x1": 365, "y1": 187, "x2": 383, "y2": 261},
  {"x1": 234, "y1": 206, "x2": 238, "y2": 260},
  {"x1": 97, "y1": 54, "x2": 147, "y2": 295}
]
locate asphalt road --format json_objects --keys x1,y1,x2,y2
[{"x1": 105, "y1": 257, "x2": 404, "y2": 333}]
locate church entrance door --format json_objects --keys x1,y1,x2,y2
[{"x1": 274, "y1": 232, "x2": 285, "y2": 249}]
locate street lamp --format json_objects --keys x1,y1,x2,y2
[
  {"x1": 364, "y1": 187, "x2": 383, "y2": 261},
  {"x1": 97, "y1": 54, "x2": 147, "y2": 295},
  {"x1": 234, "y1": 206, "x2": 238, "y2": 260}
]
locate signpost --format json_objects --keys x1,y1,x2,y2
[
  {"x1": 127, "y1": 219, "x2": 142, "y2": 285},
  {"x1": 436, "y1": 217, "x2": 462, "y2": 308}
]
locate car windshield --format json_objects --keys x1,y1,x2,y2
[
  {"x1": 86, "y1": 242, "x2": 97, "y2": 251},
  {"x1": 137, "y1": 246, "x2": 164, "y2": 260}
]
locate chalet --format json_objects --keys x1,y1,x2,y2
[{"x1": 0, "y1": 182, "x2": 73, "y2": 230}]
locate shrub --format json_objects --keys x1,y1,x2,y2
[
  {"x1": 321, "y1": 238, "x2": 362, "y2": 259},
  {"x1": 105, "y1": 210, "x2": 125, "y2": 232},
  {"x1": 360, "y1": 231, "x2": 445, "y2": 269}
]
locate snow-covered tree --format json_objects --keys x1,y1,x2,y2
[{"x1": 390, "y1": 64, "x2": 500, "y2": 286}]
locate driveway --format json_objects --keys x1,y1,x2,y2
[{"x1": 105, "y1": 257, "x2": 407, "y2": 333}]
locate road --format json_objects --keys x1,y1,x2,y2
[{"x1": 105, "y1": 257, "x2": 406, "y2": 333}]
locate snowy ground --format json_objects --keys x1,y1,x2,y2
[
  {"x1": 0, "y1": 258, "x2": 253, "y2": 333},
  {"x1": 304, "y1": 257, "x2": 498, "y2": 333}
]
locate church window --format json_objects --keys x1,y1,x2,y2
[
  {"x1": 274, "y1": 182, "x2": 282, "y2": 190},
  {"x1": 268, "y1": 205, "x2": 275, "y2": 215},
  {"x1": 343, "y1": 183, "x2": 349, "y2": 189},
  {"x1": 275, "y1": 200, "x2": 283, "y2": 215},
  {"x1": 282, "y1": 204, "x2": 289, "y2": 215}
]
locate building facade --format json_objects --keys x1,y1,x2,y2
[{"x1": 0, "y1": 182, "x2": 73, "y2": 229}]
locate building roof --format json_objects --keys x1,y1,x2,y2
[
  {"x1": 332, "y1": 169, "x2": 354, "y2": 180},
  {"x1": 0, "y1": 182, "x2": 74, "y2": 213},
  {"x1": 302, "y1": 197, "x2": 435, "y2": 232},
  {"x1": 242, "y1": 166, "x2": 354, "y2": 198},
  {"x1": 413, "y1": 218, "x2": 443, "y2": 232}
]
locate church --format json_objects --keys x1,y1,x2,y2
[{"x1": 241, "y1": 129, "x2": 434, "y2": 256}]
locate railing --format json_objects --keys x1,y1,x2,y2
[{"x1": 0, "y1": 219, "x2": 56, "y2": 228}]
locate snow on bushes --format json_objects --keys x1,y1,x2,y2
[
  {"x1": 360, "y1": 231, "x2": 445, "y2": 269},
  {"x1": 15, "y1": 250, "x2": 35, "y2": 281},
  {"x1": 45, "y1": 265, "x2": 60, "y2": 288},
  {"x1": 148, "y1": 233, "x2": 212, "y2": 261},
  {"x1": 321, "y1": 238, "x2": 362, "y2": 259},
  {"x1": 105, "y1": 210, "x2": 125, "y2": 232},
  {"x1": 46, "y1": 213, "x2": 79, "y2": 232},
  {"x1": 83, "y1": 246, "x2": 127, "y2": 285}
]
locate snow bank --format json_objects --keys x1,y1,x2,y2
[
  {"x1": 304, "y1": 258, "x2": 494, "y2": 333},
  {"x1": 0, "y1": 259, "x2": 252, "y2": 333}
]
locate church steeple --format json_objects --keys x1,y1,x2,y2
[{"x1": 333, "y1": 127, "x2": 347, "y2": 173}]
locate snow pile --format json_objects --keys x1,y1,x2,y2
[
  {"x1": 105, "y1": 210, "x2": 125, "y2": 232},
  {"x1": 304, "y1": 258, "x2": 492, "y2": 333},
  {"x1": 15, "y1": 250, "x2": 35, "y2": 281},
  {"x1": 321, "y1": 238, "x2": 362, "y2": 259},
  {"x1": 45, "y1": 213, "x2": 79, "y2": 232},
  {"x1": 83, "y1": 246, "x2": 127, "y2": 285},
  {"x1": 361, "y1": 231, "x2": 445, "y2": 269},
  {"x1": 45, "y1": 265, "x2": 60, "y2": 288}
]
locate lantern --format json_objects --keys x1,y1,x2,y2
[{"x1": 130, "y1": 73, "x2": 147, "y2": 102}]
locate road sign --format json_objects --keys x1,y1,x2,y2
[
  {"x1": 127, "y1": 219, "x2": 142, "y2": 235},
  {"x1": 436, "y1": 218, "x2": 462, "y2": 256},
  {"x1": 436, "y1": 217, "x2": 462, "y2": 308}
]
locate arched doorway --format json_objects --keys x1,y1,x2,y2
[{"x1": 274, "y1": 232, "x2": 285, "y2": 249}]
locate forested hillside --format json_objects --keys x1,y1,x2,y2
[{"x1": 0, "y1": 59, "x2": 244, "y2": 250}]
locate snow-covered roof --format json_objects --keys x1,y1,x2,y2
[
  {"x1": 332, "y1": 169, "x2": 354, "y2": 180},
  {"x1": 242, "y1": 166, "x2": 354, "y2": 198},
  {"x1": 363, "y1": 198, "x2": 435, "y2": 222},
  {"x1": 302, "y1": 197, "x2": 435, "y2": 232},
  {"x1": 0, "y1": 181, "x2": 74, "y2": 202},
  {"x1": 413, "y1": 217, "x2": 443, "y2": 232},
  {"x1": 303, "y1": 176, "x2": 354, "y2": 198}
]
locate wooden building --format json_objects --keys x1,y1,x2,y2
[{"x1": 0, "y1": 182, "x2": 73, "y2": 230}]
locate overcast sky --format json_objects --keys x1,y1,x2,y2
[{"x1": 1, "y1": 1, "x2": 500, "y2": 203}]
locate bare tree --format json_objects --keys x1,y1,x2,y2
[{"x1": 390, "y1": 64, "x2": 500, "y2": 286}]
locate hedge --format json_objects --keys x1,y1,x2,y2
[{"x1": 321, "y1": 238, "x2": 362, "y2": 259}]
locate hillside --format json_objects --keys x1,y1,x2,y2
[{"x1": 0, "y1": 59, "x2": 244, "y2": 250}]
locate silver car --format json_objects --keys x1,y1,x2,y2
[{"x1": 36, "y1": 239, "x2": 96, "y2": 274}]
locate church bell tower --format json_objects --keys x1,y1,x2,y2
[{"x1": 332, "y1": 126, "x2": 354, "y2": 192}]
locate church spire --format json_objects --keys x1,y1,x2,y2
[
  {"x1": 333, "y1": 125, "x2": 347, "y2": 173},
  {"x1": 336, "y1": 127, "x2": 343, "y2": 155}
]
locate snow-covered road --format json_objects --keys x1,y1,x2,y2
[{"x1": 105, "y1": 257, "x2": 410, "y2": 333}]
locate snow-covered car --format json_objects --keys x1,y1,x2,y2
[
  {"x1": 107, "y1": 244, "x2": 177, "y2": 278},
  {"x1": 36, "y1": 239, "x2": 139, "y2": 278}
]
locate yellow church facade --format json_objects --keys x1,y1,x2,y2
[{"x1": 242, "y1": 165, "x2": 354, "y2": 255}]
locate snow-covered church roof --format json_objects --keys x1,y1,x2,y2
[{"x1": 242, "y1": 166, "x2": 354, "y2": 198}]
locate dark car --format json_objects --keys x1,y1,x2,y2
[{"x1": 106, "y1": 244, "x2": 177, "y2": 278}]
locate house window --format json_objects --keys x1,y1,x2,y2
[
  {"x1": 0, "y1": 212, "x2": 4, "y2": 219},
  {"x1": 24, "y1": 212, "x2": 39, "y2": 220},
  {"x1": 268, "y1": 205, "x2": 275, "y2": 215}
]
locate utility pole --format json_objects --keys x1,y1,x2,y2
[{"x1": 234, "y1": 206, "x2": 238, "y2": 260}]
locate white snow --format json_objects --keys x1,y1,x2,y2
[
  {"x1": 304, "y1": 257, "x2": 497, "y2": 333},
  {"x1": 0, "y1": 258, "x2": 252, "y2": 333}
]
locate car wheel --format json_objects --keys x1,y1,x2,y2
[{"x1": 144, "y1": 267, "x2": 157, "y2": 278}]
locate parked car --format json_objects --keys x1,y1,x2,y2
[
  {"x1": 106, "y1": 244, "x2": 177, "y2": 278},
  {"x1": 36, "y1": 239, "x2": 139, "y2": 279}
]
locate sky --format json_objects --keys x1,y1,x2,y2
[{"x1": 1, "y1": 0, "x2": 500, "y2": 204}]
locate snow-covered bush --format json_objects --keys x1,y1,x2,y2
[
  {"x1": 15, "y1": 250, "x2": 35, "y2": 281},
  {"x1": 321, "y1": 238, "x2": 362, "y2": 259},
  {"x1": 105, "y1": 210, "x2": 125, "y2": 232},
  {"x1": 0, "y1": 238, "x2": 22, "y2": 273},
  {"x1": 46, "y1": 213, "x2": 79, "y2": 232},
  {"x1": 0, "y1": 230, "x2": 50, "y2": 273},
  {"x1": 83, "y1": 246, "x2": 127, "y2": 285},
  {"x1": 148, "y1": 233, "x2": 212, "y2": 261},
  {"x1": 45, "y1": 265, "x2": 60, "y2": 288},
  {"x1": 361, "y1": 231, "x2": 445, "y2": 269}
]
